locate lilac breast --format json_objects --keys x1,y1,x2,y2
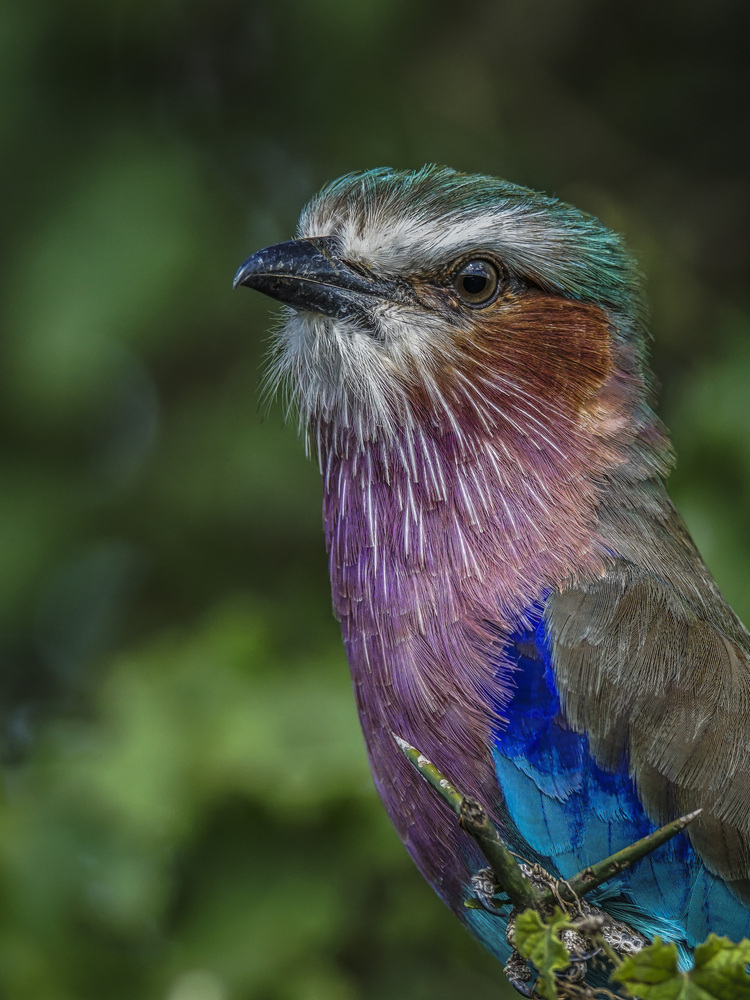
[{"x1": 319, "y1": 422, "x2": 610, "y2": 911}]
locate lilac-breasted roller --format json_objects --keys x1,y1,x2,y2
[{"x1": 234, "y1": 167, "x2": 750, "y2": 985}]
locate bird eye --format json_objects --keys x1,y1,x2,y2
[{"x1": 452, "y1": 259, "x2": 500, "y2": 306}]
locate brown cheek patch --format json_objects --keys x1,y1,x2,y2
[{"x1": 457, "y1": 293, "x2": 615, "y2": 416}]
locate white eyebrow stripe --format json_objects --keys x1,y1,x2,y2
[
  {"x1": 333, "y1": 205, "x2": 585, "y2": 295},
  {"x1": 340, "y1": 209, "x2": 521, "y2": 266}
]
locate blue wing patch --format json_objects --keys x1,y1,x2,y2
[{"x1": 486, "y1": 606, "x2": 750, "y2": 956}]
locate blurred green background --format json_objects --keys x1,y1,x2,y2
[{"x1": 1, "y1": 2, "x2": 750, "y2": 998}]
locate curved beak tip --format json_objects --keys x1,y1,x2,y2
[{"x1": 232, "y1": 256, "x2": 257, "y2": 291}]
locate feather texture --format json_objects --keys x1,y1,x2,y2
[{"x1": 238, "y1": 165, "x2": 750, "y2": 979}]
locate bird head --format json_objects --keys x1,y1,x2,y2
[{"x1": 235, "y1": 166, "x2": 655, "y2": 467}]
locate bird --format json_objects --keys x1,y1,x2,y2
[{"x1": 234, "y1": 166, "x2": 750, "y2": 986}]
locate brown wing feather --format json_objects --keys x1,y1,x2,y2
[{"x1": 547, "y1": 546, "x2": 750, "y2": 894}]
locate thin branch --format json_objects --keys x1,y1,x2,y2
[
  {"x1": 393, "y1": 734, "x2": 539, "y2": 909},
  {"x1": 393, "y1": 734, "x2": 465, "y2": 812},
  {"x1": 559, "y1": 809, "x2": 703, "y2": 904},
  {"x1": 393, "y1": 732, "x2": 702, "y2": 912},
  {"x1": 459, "y1": 797, "x2": 540, "y2": 910}
]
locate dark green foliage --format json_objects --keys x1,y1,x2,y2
[
  {"x1": 2, "y1": 2, "x2": 750, "y2": 998},
  {"x1": 514, "y1": 913, "x2": 750, "y2": 999},
  {"x1": 513, "y1": 910, "x2": 571, "y2": 999},
  {"x1": 616, "y1": 935, "x2": 750, "y2": 999}
]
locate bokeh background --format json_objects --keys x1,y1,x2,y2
[{"x1": 1, "y1": 2, "x2": 750, "y2": 998}]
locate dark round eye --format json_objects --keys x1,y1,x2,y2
[{"x1": 453, "y1": 259, "x2": 500, "y2": 306}]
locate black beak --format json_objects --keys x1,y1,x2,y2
[{"x1": 233, "y1": 237, "x2": 405, "y2": 320}]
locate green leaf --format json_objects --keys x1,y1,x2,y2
[
  {"x1": 614, "y1": 938, "x2": 682, "y2": 999},
  {"x1": 615, "y1": 935, "x2": 750, "y2": 999},
  {"x1": 690, "y1": 936, "x2": 750, "y2": 999},
  {"x1": 513, "y1": 908, "x2": 572, "y2": 999}
]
